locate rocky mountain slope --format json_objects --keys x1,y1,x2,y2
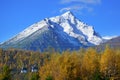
[{"x1": 0, "y1": 11, "x2": 103, "y2": 51}]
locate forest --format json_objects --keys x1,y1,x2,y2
[{"x1": 0, "y1": 46, "x2": 120, "y2": 80}]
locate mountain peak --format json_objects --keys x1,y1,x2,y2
[
  {"x1": 0, "y1": 11, "x2": 103, "y2": 51},
  {"x1": 62, "y1": 11, "x2": 73, "y2": 15},
  {"x1": 61, "y1": 11, "x2": 75, "y2": 19}
]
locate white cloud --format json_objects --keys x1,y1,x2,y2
[
  {"x1": 61, "y1": 0, "x2": 101, "y2": 5},
  {"x1": 60, "y1": 5, "x2": 84, "y2": 12},
  {"x1": 60, "y1": 5, "x2": 93, "y2": 14},
  {"x1": 60, "y1": 8, "x2": 71, "y2": 13},
  {"x1": 59, "y1": 0, "x2": 101, "y2": 15}
]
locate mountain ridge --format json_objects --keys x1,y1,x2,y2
[{"x1": 0, "y1": 11, "x2": 103, "y2": 51}]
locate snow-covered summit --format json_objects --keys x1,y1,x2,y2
[
  {"x1": 49, "y1": 11, "x2": 103, "y2": 45},
  {"x1": 0, "y1": 11, "x2": 103, "y2": 51},
  {"x1": 61, "y1": 11, "x2": 75, "y2": 19}
]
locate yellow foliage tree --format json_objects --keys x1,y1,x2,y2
[
  {"x1": 39, "y1": 51, "x2": 83, "y2": 80},
  {"x1": 100, "y1": 46, "x2": 119, "y2": 79},
  {"x1": 81, "y1": 48, "x2": 100, "y2": 80}
]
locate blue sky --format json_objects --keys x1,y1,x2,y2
[{"x1": 0, "y1": 0, "x2": 120, "y2": 43}]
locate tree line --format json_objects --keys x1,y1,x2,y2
[{"x1": 0, "y1": 46, "x2": 120, "y2": 80}]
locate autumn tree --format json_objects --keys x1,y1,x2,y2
[
  {"x1": 39, "y1": 51, "x2": 83, "y2": 80},
  {"x1": 0, "y1": 65, "x2": 11, "y2": 80},
  {"x1": 81, "y1": 48, "x2": 101, "y2": 80},
  {"x1": 100, "y1": 46, "x2": 119, "y2": 79},
  {"x1": 30, "y1": 73, "x2": 39, "y2": 80}
]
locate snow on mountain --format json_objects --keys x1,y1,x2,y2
[
  {"x1": 50, "y1": 11, "x2": 102, "y2": 45},
  {"x1": 0, "y1": 11, "x2": 103, "y2": 51},
  {"x1": 7, "y1": 20, "x2": 49, "y2": 43},
  {"x1": 102, "y1": 36, "x2": 118, "y2": 40}
]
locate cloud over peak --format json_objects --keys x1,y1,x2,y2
[
  {"x1": 60, "y1": 5, "x2": 93, "y2": 13},
  {"x1": 61, "y1": 0, "x2": 101, "y2": 5},
  {"x1": 60, "y1": 0, "x2": 101, "y2": 14}
]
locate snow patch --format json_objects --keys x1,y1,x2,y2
[{"x1": 103, "y1": 36, "x2": 118, "y2": 40}]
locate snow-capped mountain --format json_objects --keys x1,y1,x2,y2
[
  {"x1": 102, "y1": 36, "x2": 118, "y2": 40},
  {"x1": 0, "y1": 11, "x2": 103, "y2": 51}
]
